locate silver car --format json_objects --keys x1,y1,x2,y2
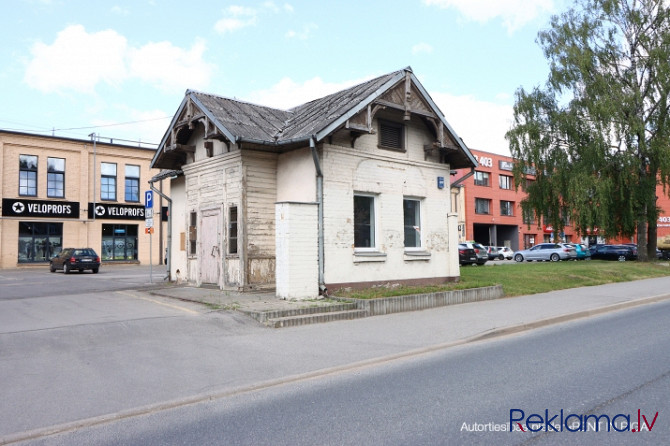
[{"x1": 513, "y1": 243, "x2": 577, "y2": 262}]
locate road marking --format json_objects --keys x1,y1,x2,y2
[{"x1": 115, "y1": 291, "x2": 200, "y2": 315}]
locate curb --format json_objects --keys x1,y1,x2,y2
[{"x1": 3, "y1": 292, "x2": 669, "y2": 445}]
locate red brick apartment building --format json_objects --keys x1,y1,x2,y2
[
  {"x1": 452, "y1": 149, "x2": 580, "y2": 251},
  {"x1": 453, "y1": 149, "x2": 670, "y2": 251}
]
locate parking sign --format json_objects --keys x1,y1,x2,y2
[{"x1": 145, "y1": 190, "x2": 153, "y2": 209}]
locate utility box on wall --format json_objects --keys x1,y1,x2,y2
[{"x1": 275, "y1": 202, "x2": 318, "y2": 299}]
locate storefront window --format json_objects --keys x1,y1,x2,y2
[
  {"x1": 102, "y1": 224, "x2": 138, "y2": 261},
  {"x1": 18, "y1": 222, "x2": 63, "y2": 263}
]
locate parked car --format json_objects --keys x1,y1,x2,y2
[
  {"x1": 569, "y1": 243, "x2": 591, "y2": 260},
  {"x1": 590, "y1": 244, "x2": 637, "y2": 261},
  {"x1": 458, "y1": 244, "x2": 478, "y2": 266},
  {"x1": 496, "y1": 246, "x2": 515, "y2": 260},
  {"x1": 461, "y1": 241, "x2": 488, "y2": 265},
  {"x1": 513, "y1": 243, "x2": 577, "y2": 262},
  {"x1": 50, "y1": 248, "x2": 101, "y2": 273},
  {"x1": 485, "y1": 246, "x2": 499, "y2": 260}
]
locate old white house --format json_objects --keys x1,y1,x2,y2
[{"x1": 150, "y1": 67, "x2": 476, "y2": 299}]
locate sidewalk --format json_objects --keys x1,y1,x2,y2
[{"x1": 147, "y1": 276, "x2": 670, "y2": 333}]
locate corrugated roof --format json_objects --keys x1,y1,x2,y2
[{"x1": 187, "y1": 69, "x2": 404, "y2": 144}]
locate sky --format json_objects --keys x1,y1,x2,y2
[{"x1": 0, "y1": 0, "x2": 571, "y2": 156}]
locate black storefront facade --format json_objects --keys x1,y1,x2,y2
[
  {"x1": 2, "y1": 198, "x2": 161, "y2": 265},
  {"x1": 2, "y1": 198, "x2": 79, "y2": 263}
]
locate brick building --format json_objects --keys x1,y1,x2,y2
[
  {"x1": 151, "y1": 67, "x2": 476, "y2": 298},
  {"x1": 0, "y1": 131, "x2": 169, "y2": 269},
  {"x1": 452, "y1": 149, "x2": 581, "y2": 251}
]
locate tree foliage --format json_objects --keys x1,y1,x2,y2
[{"x1": 506, "y1": 0, "x2": 670, "y2": 260}]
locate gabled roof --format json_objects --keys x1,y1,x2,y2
[{"x1": 151, "y1": 67, "x2": 477, "y2": 169}]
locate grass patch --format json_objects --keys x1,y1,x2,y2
[{"x1": 332, "y1": 261, "x2": 670, "y2": 299}]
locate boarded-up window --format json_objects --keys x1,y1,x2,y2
[
  {"x1": 379, "y1": 120, "x2": 404, "y2": 151},
  {"x1": 189, "y1": 211, "x2": 197, "y2": 255},
  {"x1": 228, "y1": 206, "x2": 238, "y2": 254}
]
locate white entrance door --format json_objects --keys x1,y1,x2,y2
[{"x1": 200, "y1": 209, "x2": 221, "y2": 285}]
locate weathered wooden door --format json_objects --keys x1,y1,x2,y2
[{"x1": 200, "y1": 209, "x2": 221, "y2": 285}]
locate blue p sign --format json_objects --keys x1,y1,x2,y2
[{"x1": 145, "y1": 190, "x2": 153, "y2": 208}]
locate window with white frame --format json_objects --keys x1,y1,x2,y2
[
  {"x1": 499, "y1": 175, "x2": 513, "y2": 190},
  {"x1": 403, "y1": 198, "x2": 421, "y2": 248},
  {"x1": 19, "y1": 155, "x2": 38, "y2": 196},
  {"x1": 101, "y1": 162, "x2": 117, "y2": 201},
  {"x1": 354, "y1": 195, "x2": 375, "y2": 248},
  {"x1": 47, "y1": 157, "x2": 65, "y2": 198},
  {"x1": 475, "y1": 198, "x2": 491, "y2": 214},
  {"x1": 124, "y1": 165, "x2": 140, "y2": 202},
  {"x1": 474, "y1": 171, "x2": 490, "y2": 186},
  {"x1": 500, "y1": 200, "x2": 514, "y2": 216}
]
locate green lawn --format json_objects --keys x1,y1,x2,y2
[{"x1": 333, "y1": 260, "x2": 670, "y2": 299}]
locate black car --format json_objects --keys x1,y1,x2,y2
[
  {"x1": 459, "y1": 244, "x2": 478, "y2": 266},
  {"x1": 590, "y1": 244, "x2": 637, "y2": 261},
  {"x1": 50, "y1": 248, "x2": 101, "y2": 273}
]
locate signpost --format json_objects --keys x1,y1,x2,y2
[{"x1": 145, "y1": 191, "x2": 154, "y2": 283}]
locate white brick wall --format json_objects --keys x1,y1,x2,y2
[{"x1": 275, "y1": 202, "x2": 318, "y2": 299}]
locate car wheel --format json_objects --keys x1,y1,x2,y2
[
  {"x1": 63, "y1": 263, "x2": 70, "y2": 274},
  {"x1": 618, "y1": 255, "x2": 626, "y2": 261},
  {"x1": 92, "y1": 268, "x2": 99, "y2": 274},
  {"x1": 550, "y1": 253, "x2": 560, "y2": 262},
  {"x1": 50, "y1": 263, "x2": 56, "y2": 273},
  {"x1": 514, "y1": 254, "x2": 523, "y2": 262},
  {"x1": 498, "y1": 254, "x2": 504, "y2": 260}
]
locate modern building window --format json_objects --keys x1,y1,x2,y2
[
  {"x1": 101, "y1": 162, "x2": 117, "y2": 201},
  {"x1": 228, "y1": 206, "x2": 238, "y2": 254},
  {"x1": 403, "y1": 198, "x2": 421, "y2": 248},
  {"x1": 378, "y1": 120, "x2": 404, "y2": 151},
  {"x1": 475, "y1": 198, "x2": 491, "y2": 214},
  {"x1": 500, "y1": 200, "x2": 514, "y2": 216},
  {"x1": 354, "y1": 195, "x2": 375, "y2": 248},
  {"x1": 474, "y1": 171, "x2": 490, "y2": 187},
  {"x1": 18, "y1": 222, "x2": 62, "y2": 263},
  {"x1": 523, "y1": 210, "x2": 536, "y2": 225},
  {"x1": 19, "y1": 155, "x2": 38, "y2": 196},
  {"x1": 47, "y1": 157, "x2": 65, "y2": 198},
  {"x1": 124, "y1": 165, "x2": 140, "y2": 202},
  {"x1": 101, "y1": 224, "x2": 138, "y2": 261},
  {"x1": 499, "y1": 175, "x2": 513, "y2": 190},
  {"x1": 189, "y1": 211, "x2": 197, "y2": 256}
]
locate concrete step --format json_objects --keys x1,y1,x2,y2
[
  {"x1": 244, "y1": 302, "x2": 360, "y2": 325},
  {"x1": 267, "y1": 309, "x2": 368, "y2": 328}
]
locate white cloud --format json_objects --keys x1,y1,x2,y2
[
  {"x1": 24, "y1": 25, "x2": 127, "y2": 93},
  {"x1": 23, "y1": 25, "x2": 213, "y2": 94},
  {"x1": 129, "y1": 38, "x2": 212, "y2": 92},
  {"x1": 214, "y1": 5, "x2": 258, "y2": 33},
  {"x1": 412, "y1": 42, "x2": 434, "y2": 54},
  {"x1": 247, "y1": 75, "x2": 373, "y2": 110},
  {"x1": 432, "y1": 91, "x2": 514, "y2": 155},
  {"x1": 423, "y1": 0, "x2": 555, "y2": 32}
]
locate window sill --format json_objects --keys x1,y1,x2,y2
[
  {"x1": 404, "y1": 250, "x2": 431, "y2": 261},
  {"x1": 353, "y1": 251, "x2": 387, "y2": 263}
]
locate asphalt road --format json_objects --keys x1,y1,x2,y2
[
  {"x1": 16, "y1": 298, "x2": 670, "y2": 445},
  {"x1": 0, "y1": 264, "x2": 167, "y2": 300}
]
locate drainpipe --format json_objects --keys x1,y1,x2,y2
[
  {"x1": 310, "y1": 136, "x2": 326, "y2": 294},
  {"x1": 149, "y1": 178, "x2": 172, "y2": 281},
  {"x1": 451, "y1": 167, "x2": 475, "y2": 187}
]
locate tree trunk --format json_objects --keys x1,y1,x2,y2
[
  {"x1": 637, "y1": 219, "x2": 649, "y2": 262},
  {"x1": 648, "y1": 220, "x2": 658, "y2": 260}
]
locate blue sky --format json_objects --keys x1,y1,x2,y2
[{"x1": 1, "y1": 0, "x2": 569, "y2": 155}]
